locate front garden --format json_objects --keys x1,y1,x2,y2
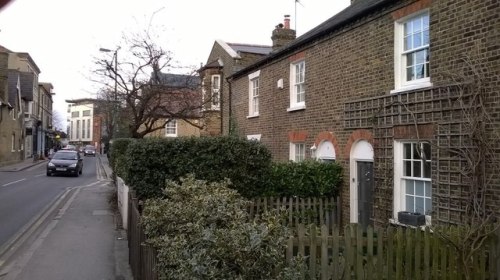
[{"x1": 111, "y1": 136, "x2": 500, "y2": 280}]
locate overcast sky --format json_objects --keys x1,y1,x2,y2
[{"x1": 0, "y1": 0, "x2": 350, "y2": 120}]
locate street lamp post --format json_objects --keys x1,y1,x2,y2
[{"x1": 99, "y1": 47, "x2": 119, "y2": 140}]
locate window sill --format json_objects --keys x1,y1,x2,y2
[
  {"x1": 389, "y1": 218, "x2": 432, "y2": 230},
  {"x1": 246, "y1": 114, "x2": 259, "y2": 119},
  {"x1": 287, "y1": 104, "x2": 306, "y2": 112},
  {"x1": 390, "y1": 81, "x2": 433, "y2": 94}
]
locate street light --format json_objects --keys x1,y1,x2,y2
[{"x1": 99, "y1": 47, "x2": 119, "y2": 140}]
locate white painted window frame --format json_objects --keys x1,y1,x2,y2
[
  {"x1": 393, "y1": 141, "x2": 432, "y2": 225},
  {"x1": 289, "y1": 142, "x2": 305, "y2": 162},
  {"x1": 211, "y1": 75, "x2": 221, "y2": 110},
  {"x1": 247, "y1": 70, "x2": 260, "y2": 118},
  {"x1": 392, "y1": 10, "x2": 432, "y2": 94},
  {"x1": 288, "y1": 60, "x2": 306, "y2": 111},
  {"x1": 165, "y1": 119, "x2": 177, "y2": 137}
]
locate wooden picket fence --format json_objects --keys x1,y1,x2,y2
[
  {"x1": 248, "y1": 196, "x2": 341, "y2": 228},
  {"x1": 286, "y1": 223, "x2": 500, "y2": 280}
]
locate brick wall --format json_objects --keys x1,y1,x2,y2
[{"x1": 228, "y1": 0, "x2": 500, "y2": 226}]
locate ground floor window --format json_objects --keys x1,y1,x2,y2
[
  {"x1": 395, "y1": 141, "x2": 432, "y2": 216},
  {"x1": 289, "y1": 142, "x2": 305, "y2": 162}
]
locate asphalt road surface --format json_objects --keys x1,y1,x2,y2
[{"x1": 0, "y1": 156, "x2": 99, "y2": 250}]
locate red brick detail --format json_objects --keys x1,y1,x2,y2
[
  {"x1": 392, "y1": 0, "x2": 431, "y2": 20},
  {"x1": 313, "y1": 131, "x2": 342, "y2": 159},
  {"x1": 344, "y1": 129, "x2": 374, "y2": 159},
  {"x1": 393, "y1": 124, "x2": 435, "y2": 139},
  {"x1": 288, "y1": 131, "x2": 308, "y2": 142},
  {"x1": 289, "y1": 52, "x2": 305, "y2": 62}
]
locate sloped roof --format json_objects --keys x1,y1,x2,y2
[
  {"x1": 230, "y1": 0, "x2": 393, "y2": 78},
  {"x1": 0, "y1": 45, "x2": 13, "y2": 53},
  {"x1": 151, "y1": 72, "x2": 200, "y2": 89},
  {"x1": 227, "y1": 43, "x2": 272, "y2": 55}
]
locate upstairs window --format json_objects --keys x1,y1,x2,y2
[
  {"x1": 211, "y1": 75, "x2": 220, "y2": 110},
  {"x1": 288, "y1": 60, "x2": 305, "y2": 111},
  {"x1": 82, "y1": 120, "x2": 86, "y2": 139},
  {"x1": 248, "y1": 70, "x2": 260, "y2": 117},
  {"x1": 71, "y1": 111, "x2": 79, "y2": 118},
  {"x1": 83, "y1": 110, "x2": 91, "y2": 117},
  {"x1": 87, "y1": 120, "x2": 91, "y2": 139},
  {"x1": 165, "y1": 119, "x2": 177, "y2": 137},
  {"x1": 394, "y1": 11, "x2": 431, "y2": 92}
]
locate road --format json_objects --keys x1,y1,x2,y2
[{"x1": 0, "y1": 155, "x2": 100, "y2": 250}]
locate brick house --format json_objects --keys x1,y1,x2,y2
[
  {"x1": 142, "y1": 73, "x2": 202, "y2": 138},
  {"x1": 224, "y1": 0, "x2": 500, "y2": 227},
  {"x1": 198, "y1": 39, "x2": 274, "y2": 136},
  {"x1": 0, "y1": 51, "x2": 25, "y2": 167}
]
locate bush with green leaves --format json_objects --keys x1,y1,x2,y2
[
  {"x1": 264, "y1": 160, "x2": 343, "y2": 197},
  {"x1": 109, "y1": 138, "x2": 136, "y2": 178},
  {"x1": 123, "y1": 136, "x2": 272, "y2": 199},
  {"x1": 142, "y1": 175, "x2": 307, "y2": 280}
]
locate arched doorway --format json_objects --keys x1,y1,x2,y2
[{"x1": 349, "y1": 140, "x2": 374, "y2": 229}]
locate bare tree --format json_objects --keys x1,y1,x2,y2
[
  {"x1": 95, "y1": 28, "x2": 209, "y2": 139},
  {"x1": 52, "y1": 109, "x2": 67, "y2": 131},
  {"x1": 431, "y1": 53, "x2": 500, "y2": 280}
]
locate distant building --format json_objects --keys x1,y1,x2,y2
[
  {"x1": 66, "y1": 98, "x2": 103, "y2": 151},
  {"x1": 143, "y1": 73, "x2": 202, "y2": 138},
  {"x1": 0, "y1": 45, "x2": 55, "y2": 165},
  {"x1": 0, "y1": 50, "x2": 25, "y2": 166},
  {"x1": 198, "y1": 39, "x2": 273, "y2": 136}
]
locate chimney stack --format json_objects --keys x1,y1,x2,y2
[{"x1": 271, "y1": 15, "x2": 296, "y2": 51}]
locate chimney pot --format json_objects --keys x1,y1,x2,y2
[{"x1": 284, "y1": 15, "x2": 290, "y2": 29}]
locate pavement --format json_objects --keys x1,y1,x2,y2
[{"x1": 0, "y1": 154, "x2": 133, "y2": 280}]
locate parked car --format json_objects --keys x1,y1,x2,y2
[
  {"x1": 84, "y1": 145, "x2": 96, "y2": 157},
  {"x1": 61, "y1": 144, "x2": 77, "y2": 151},
  {"x1": 46, "y1": 150, "x2": 83, "y2": 177}
]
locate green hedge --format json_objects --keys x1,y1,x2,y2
[
  {"x1": 265, "y1": 160, "x2": 343, "y2": 197},
  {"x1": 122, "y1": 136, "x2": 272, "y2": 200},
  {"x1": 109, "y1": 138, "x2": 135, "y2": 178}
]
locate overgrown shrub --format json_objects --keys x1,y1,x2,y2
[
  {"x1": 264, "y1": 160, "x2": 343, "y2": 197},
  {"x1": 123, "y1": 136, "x2": 272, "y2": 199},
  {"x1": 142, "y1": 175, "x2": 307, "y2": 280},
  {"x1": 109, "y1": 138, "x2": 136, "y2": 178}
]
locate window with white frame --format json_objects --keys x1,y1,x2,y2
[
  {"x1": 248, "y1": 70, "x2": 260, "y2": 117},
  {"x1": 76, "y1": 120, "x2": 80, "y2": 139},
  {"x1": 82, "y1": 120, "x2": 86, "y2": 138},
  {"x1": 165, "y1": 119, "x2": 177, "y2": 137},
  {"x1": 288, "y1": 60, "x2": 305, "y2": 110},
  {"x1": 394, "y1": 141, "x2": 432, "y2": 217},
  {"x1": 211, "y1": 75, "x2": 220, "y2": 110},
  {"x1": 394, "y1": 11, "x2": 431, "y2": 92},
  {"x1": 83, "y1": 110, "x2": 91, "y2": 117},
  {"x1": 289, "y1": 142, "x2": 305, "y2": 162},
  {"x1": 87, "y1": 120, "x2": 91, "y2": 139}
]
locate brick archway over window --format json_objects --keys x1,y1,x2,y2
[
  {"x1": 344, "y1": 129, "x2": 374, "y2": 160},
  {"x1": 314, "y1": 131, "x2": 342, "y2": 159}
]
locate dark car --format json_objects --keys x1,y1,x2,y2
[
  {"x1": 83, "y1": 145, "x2": 96, "y2": 157},
  {"x1": 46, "y1": 150, "x2": 83, "y2": 177}
]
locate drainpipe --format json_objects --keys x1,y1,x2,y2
[{"x1": 226, "y1": 76, "x2": 233, "y2": 135}]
